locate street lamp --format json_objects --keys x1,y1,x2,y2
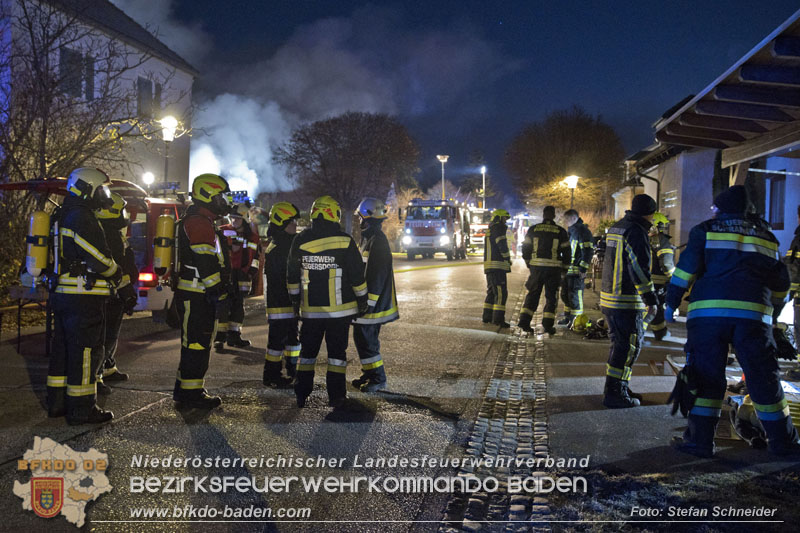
[
  {"x1": 436, "y1": 155, "x2": 449, "y2": 201},
  {"x1": 565, "y1": 174, "x2": 580, "y2": 209},
  {"x1": 142, "y1": 171, "x2": 155, "y2": 186},
  {"x1": 481, "y1": 165, "x2": 487, "y2": 209},
  {"x1": 160, "y1": 115, "x2": 178, "y2": 193}
]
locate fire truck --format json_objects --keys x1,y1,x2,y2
[
  {"x1": 466, "y1": 206, "x2": 491, "y2": 251},
  {"x1": 511, "y1": 212, "x2": 537, "y2": 257},
  {"x1": 400, "y1": 198, "x2": 468, "y2": 260}
]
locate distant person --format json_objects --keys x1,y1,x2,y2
[
  {"x1": 600, "y1": 194, "x2": 658, "y2": 409},
  {"x1": 667, "y1": 186, "x2": 797, "y2": 457},
  {"x1": 647, "y1": 213, "x2": 675, "y2": 340},
  {"x1": 559, "y1": 209, "x2": 594, "y2": 328},
  {"x1": 482, "y1": 209, "x2": 512, "y2": 327},
  {"x1": 518, "y1": 206, "x2": 570, "y2": 335}
]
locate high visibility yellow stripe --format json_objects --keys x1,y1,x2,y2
[
  {"x1": 203, "y1": 272, "x2": 221, "y2": 288},
  {"x1": 82, "y1": 347, "x2": 91, "y2": 385},
  {"x1": 706, "y1": 232, "x2": 777, "y2": 251},
  {"x1": 687, "y1": 300, "x2": 771, "y2": 313},
  {"x1": 47, "y1": 376, "x2": 67, "y2": 387},
  {"x1": 529, "y1": 258, "x2": 561, "y2": 267},
  {"x1": 752, "y1": 398, "x2": 789, "y2": 413},
  {"x1": 353, "y1": 282, "x2": 368, "y2": 297},
  {"x1": 182, "y1": 300, "x2": 190, "y2": 347},
  {"x1": 190, "y1": 244, "x2": 218, "y2": 255},
  {"x1": 657, "y1": 248, "x2": 674, "y2": 257},
  {"x1": 60, "y1": 228, "x2": 116, "y2": 271},
  {"x1": 67, "y1": 384, "x2": 96, "y2": 396},
  {"x1": 177, "y1": 279, "x2": 206, "y2": 293},
  {"x1": 55, "y1": 285, "x2": 112, "y2": 296},
  {"x1": 179, "y1": 377, "x2": 204, "y2": 390},
  {"x1": 695, "y1": 397, "x2": 724, "y2": 408},
  {"x1": 327, "y1": 364, "x2": 347, "y2": 374},
  {"x1": 362, "y1": 359, "x2": 384, "y2": 370},
  {"x1": 362, "y1": 306, "x2": 399, "y2": 319},
  {"x1": 299, "y1": 236, "x2": 352, "y2": 253}
]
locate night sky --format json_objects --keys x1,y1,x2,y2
[{"x1": 114, "y1": 1, "x2": 800, "y2": 202}]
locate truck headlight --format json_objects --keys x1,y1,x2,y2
[
  {"x1": 439, "y1": 235, "x2": 450, "y2": 245},
  {"x1": 402, "y1": 236, "x2": 412, "y2": 245},
  {"x1": 440, "y1": 227, "x2": 446, "y2": 234},
  {"x1": 405, "y1": 228, "x2": 411, "y2": 234}
]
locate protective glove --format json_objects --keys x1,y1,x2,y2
[
  {"x1": 290, "y1": 296, "x2": 301, "y2": 318},
  {"x1": 205, "y1": 283, "x2": 225, "y2": 306},
  {"x1": 357, "y1": 296, "x2": 369, "y2": 317},
  {"x1": 118, "y1": 283, "x2": 138, "y2": 316},
  {"x1": 107, "y1": 266, "x2": 123, "y2": 288},
  {"x1": 667, "y1": 365, "x2": 698, "y2": 417},
  {"x1": 665, "y1": 305, "x2": 676, "y2": 323}
]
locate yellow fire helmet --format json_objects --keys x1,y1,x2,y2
[
  {"x1": 67, "y1": 167, "x2": 112, "y2": 206},
  {"x1": 310, "y1": 195, "x2": 341, "y2": 223},
  {"x1": 652, "y1": 212, "x2": 670, "y2": 229},
  {"x1": 96, "y1": 192, "x2": 127, "y2": 219},
  {"x1": 492, "y1": 208, "x2": 510, "y2": 221},
  {"x1": 191, "y1": 173, "x2": 230, "y2": 203},
  {"x1": 269, "y1": 202, "x2": 299, "y2": 227},
  {"x1": 355, "y1": 197, "x2": 388, "y2": 219}
]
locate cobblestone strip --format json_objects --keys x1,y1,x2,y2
[{"x1": 439, "y1": 287, "x2": 551, "y2": 533}]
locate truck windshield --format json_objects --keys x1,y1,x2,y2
[{"x1": 406, "y1": 206, "x2": 443, "y2": 220}]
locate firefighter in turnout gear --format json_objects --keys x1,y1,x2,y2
[
  {"x1": 173, "y1": 173, "x2": 233, "y2": 409},
  {"x1": 263, "y1": 201, "x2": 301, "y2": 388},
  {"x1": 667, "y1": 186, "x2": 798, "y2": 457},
  {"x1": 213, "y1": 204, "x2": 260, "y2": 349},
  {"x1": 559, "y1": 209, "x2": 594, "y2": 328},
  {"x1": 648, "y1": 212, "x2": 675, "y2": 341},
  {"x1": 47, "y1": 168, "x2": 120, "y2": 425},
  {"x1": 600, "y1": 194, "x2": 659, "y2": 409},
  {"x1": 518, "y1": 206, "x2": 570, "y2": 335},
  {"x1": 287, "y1": 196, "x2": 368, "y2": 408},
  {"x1": 784, "y1": 205, "x2": 800, "y2": 367},
  {"x1": 352, "y1": 198, "x2": 399, "y2": 392},
  {"x1": 95, "y1": 192, "x2": 139, "y2": 391},
  {"x1": 483, "y1": 209, "x2": 512, "y2": 327}
]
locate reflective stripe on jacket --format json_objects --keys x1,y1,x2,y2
[
  {"x1": 484, "y1": 221, "x2": 512, "y2": 272},
  {"x1": 355, "y1": 223, "x2": 399, "y2": 324},
  {"x1": 264, "y1": 230, "x2": 295, "y2": 319},
  {"x1": 600, "y1": 211, "x2": 657, "y2": 310},
  {"x1": 567, "y1": 218, "x2": 594, "y2": 275},
  {"x1": 650, "y1": 231, "x2": 675, "y2": 285},
  {"x1": 176, "y1": 205, "x2": 225, "y2": 294},
  {"x1": 521, "y1": 220, "x2": 570, "y2": 269}
]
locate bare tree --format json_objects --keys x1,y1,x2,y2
[
  {"x1": 274, "y1": 111, "x2": 419, "y2": 231},
  {"x1": 505, "y1": 106, "x2": 625, "y2": 211}
]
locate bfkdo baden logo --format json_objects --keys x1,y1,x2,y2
[
  {"x1": 13, "y1": 437, "x2": 112, "y2": 527},
  {"x1": 31, "y1": 477, "x2": 64, "y2": 518}
]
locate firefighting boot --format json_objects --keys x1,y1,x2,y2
[
  {"x1": 557, "y1": 314, "x2": 573, "y2": 327},
  {"x1": 482, "y1": 304, "x2": 493, "y2": 324},
  {"x1": 671, "y1": 414, "x2": 717, "y2": 458},
  {"x1": 103, "y1": 367, "x2": 129, "y2": 382},
  {"x1": 518, "y1": 313, "x2": 533, "y2": 333},
  {"x1": 96, "y1": 379, "x2": 113, "y2": 396},
  {"x1": 263, "y1": 368, "x2": 293, "y2": 389},
  {"x1": 176, "y1": 389, "x2": 222, "y2": 410},
  {"x1": 762, "y1": 417, "x2": 800, "y2": 456},
  {"x1": 352, "y1": 375, "x2": 368, "y2": 388},
  {"x1": 602, "y1": 376, "x2": 640, "y2": 408},
  {"x1": 227, "y1": 330, "x2": 251, "y2": 348},
  {"x1": 622, "y1": 380, "x2": 643, "y2": 401},
  {"x1": 46, "y1": 387, "x2": 66, "y2": 418},
  {"x1": 213, "y1": 331, "x2": 227, "y2": 352},
  {"x1": 359, "y1": 366, "x2": 387, "y2": 392},
  {"x1": 67, "y1": 403, "x2": 114, "y2": 425},
  {"x1": 285, "y1": 361, "x2": 297, "y2": 379}
]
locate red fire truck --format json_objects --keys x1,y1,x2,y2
[{"x1": 400, "y1": 198, "x2": 468, "y2": 260}]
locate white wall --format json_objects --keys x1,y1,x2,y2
[{"x1": 765, "y1": 156, "x2": 800, "y2": 255}]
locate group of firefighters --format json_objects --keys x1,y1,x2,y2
[
  {"x1": 45, "y1": 169, "x2": 399, "y2": 423},
  {"x1": 483, "y1": 187, "x2": 800, "y2": 458}
]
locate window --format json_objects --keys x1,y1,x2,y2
[
  {"x1": 137, "y1": 77, "x2": 153, "y2": 118},
  {"x1": 59, "y1": 47, "x2": 83, "y2": 97},
  {"x1": 768, "y1": 175, "x2": 785, "y2": 230}
]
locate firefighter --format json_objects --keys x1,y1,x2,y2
[
  {"x1": 559, "y1": 209, "x2": 594, "y2": 328},
  {"x1": 213, "y1": 204, "x2": 259, "y2": 349},
  {"x1": 784, "y1": 205, "x2": 800, "y2": 361},
  {"x1": 173, "y1": 173, "x2": 233, "y2": 409},
  {"x1": 352, "y1": 198, "x2": 400, "y2": 392},
  {"x1": 518, "y1": 206, "x2": 570, "y2": 335},
  {"x1": 287, "y1": 196, "x2": 368, "y2": 408},
  {"x1": 263, "y1": 201, "x2": 301, "y2": 388},
  {"x1": 47, "y1": 168, "x2": 121, "y2": 425},
  {"x1": 666, "y1": 186, "x2": 798, "y2": 457},
  {"x1": 600, "y1": 194, "x2": 658, "y2": 409},
  {"x1": 95, "y1": 192, "x2": 139, "y2": 391},
  {"x1": 482, "y1": 209, "x2": 512, "y2": 327},
  {"x1": 648, "y1": 212, "x2": 675, "y2": 341}
]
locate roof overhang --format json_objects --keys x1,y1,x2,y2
[{"x1": 653, "y1": 8, "x2": 800, "y2": 168}]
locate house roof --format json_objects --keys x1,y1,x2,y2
[
  {"x1": 646, "y1": 8, "x2": 800, "y2": 168},
  {"x1": 51, "y1": 0, "x2": 198, "y2": 76}
]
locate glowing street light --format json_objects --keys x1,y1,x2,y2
[
  {"x1": 437, "y1": 155, "x2": 449, "y2": 201},
  {"x1": 481, "y1": 165, "x2": 487, "y2": 209},
  {"x1": 142, "y1": 171, "x2": 155, "y2": 186},
  {"x1": 565, "y1": 174, "x2": 580, "y2": 209}
]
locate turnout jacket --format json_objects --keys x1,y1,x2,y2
[
  {"x1": 600, "y1": 211, "x2": 658, "y2": 310},
  {"x1": 264, "y1": 230, "x2": 295, "y2": 319},
  {"x1": 218, "y1": 221, "x2": 260, "y2": 273},
  {"x1": 667, "y1": 214, "x2": 790, "y2": 324},
  {"x1": 99, "y1": 218, "x2": 138, "y2": 289},
  {"x1": 785, "y1": 224, "x2": 800, "y2": 294},
  {"x1": 56, "y1": 196, "x2": 121, "y2": 297},
  {"x1": 484, "y1": 221, "x2": 512, "y2": 272},
  {"x1": 287, "y1": 219, "x2": 367, "y2": 319},
  {"x1": 567, "y1": 218, "x2": 594, "y2": 275},
  {"x1": 649, "y1": 231, "x2": 675, "y2": 286},
  {"x1": 354, "y1": 222, "x2": 399, "y2": 324},
  {"x1": 176, "y1": 204, "x2": 226, "y2": 296},
  {"x1": 522, "y1": 219, "x2": 570, "y2": 269}
]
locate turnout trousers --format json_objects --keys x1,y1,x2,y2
[
  {"x1": 47, "y1": 294, "x2": 106, "y2": 419},
  {"x1": 173, "y1": 291, "x2": 217, "y2": 400},
  {"x1": 100, "y1": 297, "x2": 125, "y2": 378},
  {"x1": 602, "y1": 308, "x2": 644, "y2": 383},
  {"x1": 683, "y1": 318, "x2": 797, "y2": 452},
  {"x1": 519, "y1": 267, "x2": 561, "y2": 331},
  {"x1": 483, "y1": 271, "x2": 508, "y2": 324},
  {"x1": 216, "y1": 271, "x2": 247, "y2": 341},
  {"x1": 264, "y1": 318, "x2": 300, "y2": 379},
  {"x1": 560, "y1": 274, "x2": 584, "y2": 317},
  {"x1": 353, "y1": 323, "x2": 387, "y2": 383},
  {"x1": 648, "y1": 284, "x2": 668, "y2": 338},
  {"x1": 295, "y1": 317, "x2": 351, "y2": 401}
]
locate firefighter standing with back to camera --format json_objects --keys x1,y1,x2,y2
[
  {"x1": 262, "y1": 201, "x2": 301, "y2": 388},
  {"x1": 95, "y1": 192, "x2": 139, "y2": 392},
  {"x1": 600, "y1": 194, "x2": 658, "y2": 409},
  {"x1": 214, "y1": 204, "x2": 260, "y2": 350},
  {"x1": 560, "y1": 209, "x2": 594, "y2": 328},
  {"x1": 47, "y1": 168, "x2": 121, "y2": 425},
  {"x1": 647, "y1": 212, "x2": 675, "y2": 340},
  {"x1": 352, "y1": 198, "x2": 400, "y2": 392},
  {"x1": 287, "y1": 196, "x2": 368, "y2": 408},
  {"x1": 482, "y1": 209, "x2": 512, "y2": 328},
  {"x1": 667, "y1": 185, "x2": 798, "y2": 457},
  {"x1": 172, "y1": 173, "x2": 233, "y2": 409},
  {"x1": 784, "y1": 205, "x2": 800, "y2": 366},
  {"x1": 518, "y1": 206, "x2": 570, "y2": 335}
]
